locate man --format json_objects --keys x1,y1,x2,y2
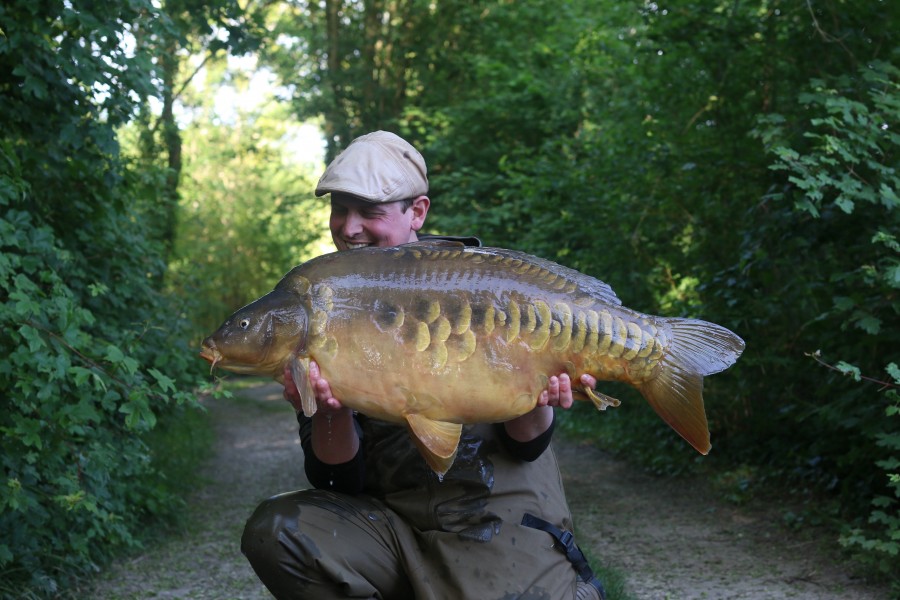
[{"x1": 241, "y1": 131, "x2": 604, "y2": 600}]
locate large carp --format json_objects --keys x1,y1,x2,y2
[{"x1": 201, "y1": 242, "x2": 744, "y2": 475}]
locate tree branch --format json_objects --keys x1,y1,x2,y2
[{"x1": 806, "y1": 350, "x2": 898, "y2": 390}]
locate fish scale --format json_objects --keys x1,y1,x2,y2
[{"x1": 201, "y1": 241, "x2": 744, "y2": 475}]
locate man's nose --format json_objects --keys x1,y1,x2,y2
[{"x1": 340, "y1": 210, "x2": 364, "y2": 236}]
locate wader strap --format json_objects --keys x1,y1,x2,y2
[{"x1": 521, "y1": 513, "x2": 606, "y2": 600}]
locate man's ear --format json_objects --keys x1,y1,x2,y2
[{"x1": 409, "y1": 196, "x2": 430, "y2": 231}]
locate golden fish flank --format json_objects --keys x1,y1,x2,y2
[
  {"x1": 200, "y1": 242, "x2": 745, "y2": 476},
  {"x1": 375, "y1": 293, "x2": 629, "y2": 377}
]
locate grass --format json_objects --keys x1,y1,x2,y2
[
  {"x1": 145, "y1": 401, "x2": 217, "y2": 502},
  {"x1": 587, "y1": 550, "x2": 636, "y2": 600}
]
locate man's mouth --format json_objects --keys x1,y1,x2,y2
[{"x1": 345, "y1": 242, "x2": 371, "y2": 250}]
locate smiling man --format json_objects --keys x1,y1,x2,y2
[
  {"x1": 318, "y1": 131, "x2": 431, "y2": 251},
  {"x1": 328, "y1": 193, "x2": 428, "y2": 250},
  {"x1": 240, "y1": 131, "x2": 605, "y2": 600}
]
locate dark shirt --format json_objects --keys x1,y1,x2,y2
[{"x1": 298, "y1": 413, "x2": 555, "y2": 494}]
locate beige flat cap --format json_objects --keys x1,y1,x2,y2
[{"x1": 315, "y1": 131, "x2": 428, "y2": 202}]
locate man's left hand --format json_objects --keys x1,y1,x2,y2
[{"x1": 504, "y1": 373, "x2": 597, "y2": 442}]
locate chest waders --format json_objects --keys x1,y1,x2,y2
[{"x1": 522, "y1": 513, "x2": 606, "y2": 600}]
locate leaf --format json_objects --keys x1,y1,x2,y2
[
  {"x1": 13, "y1": 417, "x2": 44, "y2": 450},
  {"x1": 105, "y1": 345, "x2": 126, "y2": 364},
  {"x1": 887, "y1": 363, "x2": 900, "y2": 384},
  {"x1": 835, "y1": 196, "x2": 855, "y2": 214},
  {"x1": 835, "y1": 361, "x2": 862, "y2": 382},
  {"x1": 854, "y1": 315, "x2": 882, "y2": 335},
  {"x1": 832, "y1": 296, "x2": 855, "y2": 311},
  {"x1": 148, "y1": 368, "x2": 176, "y2": 393},
  {"x1": 18, "y1": 324, "x2": 46, "y2": 352}
]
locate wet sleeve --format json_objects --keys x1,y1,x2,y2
[
  {"x1": 494, "y1": 414, "x2": 556, "y2": 462},
  {"x1": 298, "y1": 413, "x2": 366, "y2": 494}
]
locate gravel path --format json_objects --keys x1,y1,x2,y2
[
  {"x1": 88, "y1": 382, "x2": 889, "y2": 599},
  {"x1": 89, "y1": 383, "x2": 304, "y2": 600}
]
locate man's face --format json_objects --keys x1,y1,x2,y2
[{"x1": 329, "y1": 194, "x2": 429, "y2": 251}]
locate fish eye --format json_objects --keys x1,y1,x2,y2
[{"x1": 239, "y1": 319, "x2": 250, "y2": 329}]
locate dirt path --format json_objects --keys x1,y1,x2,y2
[
  {"x1": 88, "y1": 383, "x2": 888, "y2": 599},
  {"x1": 558, "y1": 441, "x2": 885, "y2": 599}
]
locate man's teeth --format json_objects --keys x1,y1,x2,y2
[{"x1": 347, "y1": 242, "x2": 369, "y2": 249}]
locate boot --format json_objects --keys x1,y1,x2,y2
[{"x1": 575, "y1": 579, "x2": 604, "y2": 600}]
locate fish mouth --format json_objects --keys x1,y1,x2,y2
[{"x1": 199, "y1": 342, "x2": 222, "y2": 374}]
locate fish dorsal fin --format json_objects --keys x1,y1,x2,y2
[
  {"x1": 405, "y1": 413, "x2": 462, "y2": 476},
  {"x1": 289, "y1": 355, "x2": 317, "y2": 417},
  {"x1": 404, "y1": 239, "x2": 466, "y2": 248}
]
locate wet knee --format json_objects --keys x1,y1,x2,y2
[{"x1": 241, "y1": 492, "x2": 303, "y2": 561}]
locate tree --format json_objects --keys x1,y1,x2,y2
[
  {"x1": 159, "y1": 54, "x2": 331, "y2": 336},
  {"x1": 130, "y1": 0, "x2": 266, "y2": 265}
]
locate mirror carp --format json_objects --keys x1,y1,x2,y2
[{"x1": 201, "y1": 242, "x2": 745, "y2": 475}]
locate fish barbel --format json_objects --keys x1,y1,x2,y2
[{"x1": 200, "y1": 242, "x2": 744, "y2": 475}]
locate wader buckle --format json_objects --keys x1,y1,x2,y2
[{"x1": 521, "y1": 513, "x2": 606, "y2": 600}]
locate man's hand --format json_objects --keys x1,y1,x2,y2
[
  {"x1": 504, "y1": 373, "x2": 597, "y2": 442},
  {"x1": 283, "y1": 360, "x2": 358, "y2": 464},
  {"x1": 283, "y1": 361, "x2": 347, "y2": 415},
  {"x1": 538, "y1": 373, "x2": 596, "y2": 409}
]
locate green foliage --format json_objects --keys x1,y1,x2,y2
[
  {"x1": 763, "y1": 60, "x2": 900, "y2": 335},
  {"x1": 839, "y1": 365, "x2": 900, "y2": 591},
  {"x1": 153, "y1": 56, "x2": 331, "y2": 338},
  {"x1": 0, "y1": 152, "x2": 199, "y2": 597},
  {"x1": 747, "y1": 58, "x2": 900, "y2": 580},
  {"x1": 0, "y1": 1, "x2": 209, "y2": 595}
]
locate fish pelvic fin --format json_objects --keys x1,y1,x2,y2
[
  {"x1": 585, "y1": 387, "x2": 622, "y2": 411},
  {"x1": 405, "y1": 413, "x2": 462, "y2": 477},
  {"x1": 289, "y1": 355, "x2": 317, "y2": 417},
  {"x1": 639, "y1": 318, "x2": 745, "y2": 455}
]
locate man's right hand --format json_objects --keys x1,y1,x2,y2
[
  {"x1": 283, "y1": 360, "x2": 348, "y2": 415},
  {"x1": 284, "y1": 360, "x2": 359, "y2": 464}
]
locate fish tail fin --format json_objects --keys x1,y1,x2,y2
[{"x1": 638, "y1": 318, "x2": 745, "y2": 455}]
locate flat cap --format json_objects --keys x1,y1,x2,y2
[{"x1": 315, "y1": 131, "x2": 429, "y2": 202}]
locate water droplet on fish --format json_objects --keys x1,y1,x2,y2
[{"x1": 367, "y1": 513, "x2": 379, "y2": 522}]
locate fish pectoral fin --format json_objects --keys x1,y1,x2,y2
[
  {"x1": 289, "y1": 355, "x2": 317, "y2": 417},
  {"x1": 405, "y1": 413, "x2": 462, "y2": 476},
  {"x1": 585, "y1": 387, "x2": 622, "y2": 411}
]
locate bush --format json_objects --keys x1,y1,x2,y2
[{"x1": 0, "y1": 141, "x2": 205, "y2": 597}]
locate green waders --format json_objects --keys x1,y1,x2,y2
[{"x1": 242, "y1": 421, "x2": 594, "y2": 599}]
